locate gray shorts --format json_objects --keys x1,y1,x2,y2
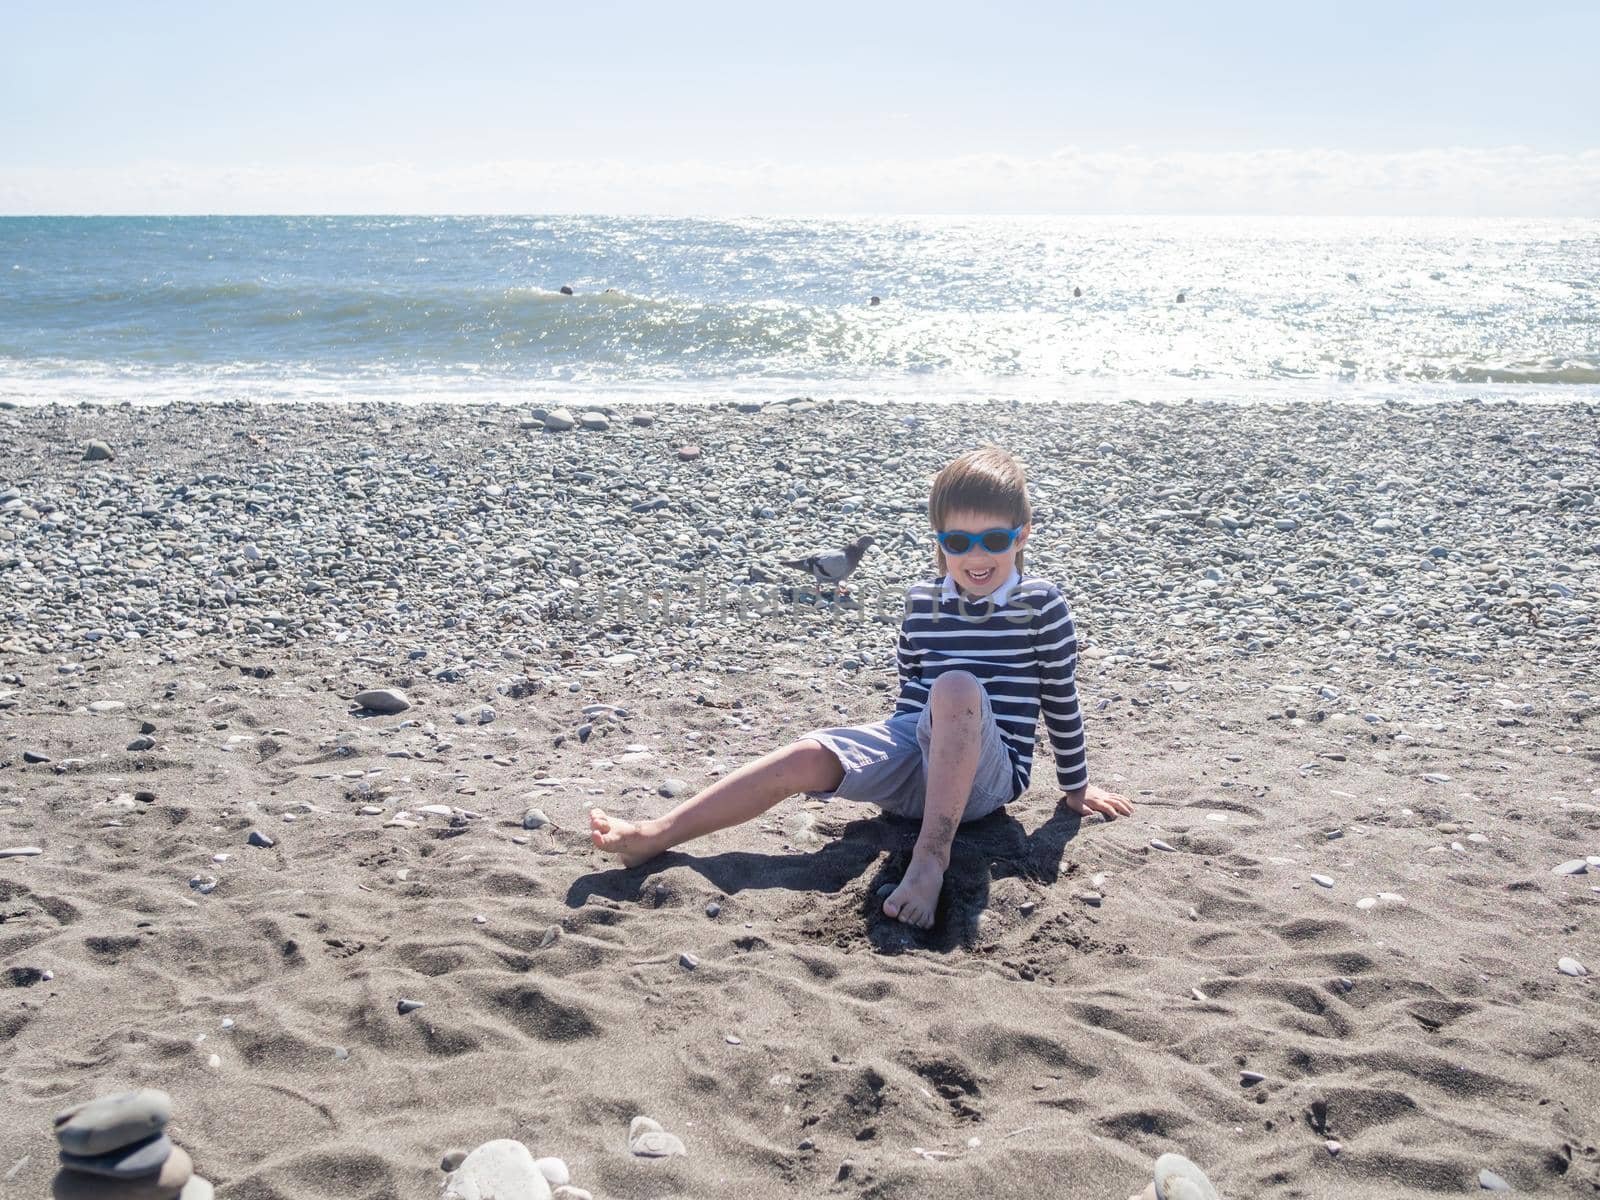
[{"x1": 800, "y1": 688, "x2": 1018, "y2": 823}]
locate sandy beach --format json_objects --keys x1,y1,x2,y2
[{"x1": 2, "y1": 396, "x2": 1598, "y2": 1198}]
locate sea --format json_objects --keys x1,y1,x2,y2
[{"x1": 1, "y1": 215, "x2": 1597, "y2": 407}]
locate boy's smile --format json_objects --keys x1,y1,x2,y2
[{"x1": 940, "y1": 507, "x2": 1029, "y2": 599}]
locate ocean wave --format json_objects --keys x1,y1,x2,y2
[{"x1": 2, "y1": 214, "x2": 1597, "y2": 388}]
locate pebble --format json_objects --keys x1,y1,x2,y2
[
  {"x1": 875, "y1": 883, "x2": 895, "y2": 898},
  {"x1": 534, "y1": 1158, "x2": 570, "y2": 1187},
  {"x1": 81, "y1": 440, "x2": 115, "y2": 462},
  {"x1": 126, "y1": 736, "x2": 156, "y2": 752},
  {"x1": 628, "y1": 1116, "x2": 687, "y2": 1158},
  {"x1": 659, "y1": 777, "x2": 688, "y2": 798},
  {"x1": 1422, "y1": 773, "x2": 1452, "y2": 783},
  {"x1": 1552, "y1": 859, "x2": 1589, "y2": 875},
  {"x1": 552, "y1": 1189, "x2": 592, "y2": 1200},
  {"x1": 1078, "y1": 891, "x2": 1103, "y2": 906},
  {"x1": 54, "y1": 1090, "x2": 172, "y2": 1156},
  {"x1": 0, "y1": 846, "x2": 43, "y2": 858},
  {"x1": 705, "y1": 901, "x2": 721, "y2": 917},
  {"x1": 87, "y1": 701, "x2": 126, "y2": 714},
  {"x1": 1479, "y1": 1168, "x2": 1512, "y2": 1191},
  {"x1": 1239, "y1": 1071, "x2": 1265, "y2": 1085},
  {"x1": 1310, "y1": 874, "x2": 1335, "y2": 888},
  {"x1": 1557, "y1": 957, "x2": 1587, "y2": 977},
  {"x1": 246, "y1": 830, "x2": 275, "y2": 849},
  {"x1": 397, "y1": 998, "x2": 426, "y2": 1014},
  {"x1": 53, "y1": 1148, "x2": 194, "y2": 1197},
  {"x1": 1356, "y1": 897, "x2": 1377, "y2": 909},
  {"x1": 679, "y1": 952, "x2": 699, "y2": 970},
  {"x1": 1152, "y1": 1152, "x2": 1220, "y2": 1200},
  {"x1": 441, "y1": 1151, "x2": 467, "y2": 1172},
  {"x1": 1149, "y1": 839, "x2": 1176, "y2": 852},
  {"x1": 443, "y1": 1139, "x2": 552, "y2": 1200},
  {"x1": 522, "y1": 807, "x2": 553, "y2": 830},
  {"x1": 354, "y1": 688, "x2": 411, "y2": 714}
]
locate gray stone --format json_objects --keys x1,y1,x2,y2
[
  {"x1": 179, "y1": 1178, "x2": 215, "y2": 1200},
  {"x1": 659, "y1": 777, "x2": 688, "y2": 797},
  {"x1": 52, "y1": 1148, "x2": 193, "y2": 1198},
  {"x1": 57, "y1": 1133, "x2": 173, "y2": 1179},
  {"x1": 127, "y1": 736, "x2": 156, "y2": 752},
  {"x1": 441, "y1": 1150, "x2": 468, "y2": 1172},
  {"x1": 1557, "y1": 957, "x2": 1587, "y2": 977},
  {"x1": 354, "y1": 688, "x2": 411, "y2": 714},
  {"x1": 679, "y1": 952, "x2": 699, "y2": 970},
  {"x1": 1310, "y1": 874, "x2": 1335, "y2": 888},
  {"x1": 54, "y1": 1089, "x2": 172, "y2": 1156},
  {"x1": 522, "y1": 807, "x2": 553, "y2": 830},
  {"x1": 0, "y1": 846, "x2": 43, "y2": 858},
  {"x1": 1479, "y1": 1168, "x2": 1511, "y2": 1192},
  {"x1": 1552, "y1": 859, "x2": 1589, "y2": 875},
  {"x1": 247, "y1": 830, "x2": 275, "y2": 849},
  {"x1": 23, "y1": 749, "x2": 50, "y2": 763},
  {"x1": 542, "y1": 408, "x2": 576, "y2": 432},
  {"x1": 1239, "y1": 1070, "x2": 1266, "y2": 1085},
  {"x1": 628, "y1": 1116, "x2": 686, "y2": 1158},
  {"x1": 397, "y1": 998, "x2": 425, "y2": 1014},
  {"x1": 1149, "y1": 839, "x2": 1176, "y2": 852},
  {"x1": 82, "y1": 440, "x2": 115, "y2": 462},
  {"x1": 578, "y1": 411, "x2": 610, "y2": 431}
]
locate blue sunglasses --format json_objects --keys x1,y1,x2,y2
[{"x1": 936, "y1": 525, "x2": 1024, "y2": 555}]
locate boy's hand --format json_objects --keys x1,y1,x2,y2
[{"x1": 1059, "y1": 784, "x2": 1133, "y2": 819}]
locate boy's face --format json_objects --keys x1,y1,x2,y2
[{"x1": 939, "y1": 507, "x2": 1030, "y2": 598}]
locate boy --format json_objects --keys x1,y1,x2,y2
[{"x1": 590, "y1": 446, "x2": 1131, "y2": 928}]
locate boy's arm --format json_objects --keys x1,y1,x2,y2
[
  {"x1": 1034, "y1": 589, "x2": 1089, "y2": 792},
  {"x1": 893, "y1": 618, "x2": 926, "y2": 717}
]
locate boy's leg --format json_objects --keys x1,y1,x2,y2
[
  {"x1": 883, "y1": 671, "x2": 983, "y2": 928},
  {"x1": 590, "y1": 738, "x2": 844, "y2": 867}
]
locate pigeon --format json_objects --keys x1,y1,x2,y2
[{"x1": 779, "y1": 535, "x2": 876, "y2": 598}]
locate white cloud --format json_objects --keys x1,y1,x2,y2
[{"x1": 3, "y1": 146, "x2": 1598, "y2": 215}]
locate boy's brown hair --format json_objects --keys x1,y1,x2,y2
[{"x1": 928, "y1": 446, "x2": 1032, "y2": 575}]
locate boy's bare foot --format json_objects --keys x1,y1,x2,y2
[
  {"x1": 589, "y1": 808, "x2": 669, "y2": 868},
  {"x1": 882, "y1": 854, "x2": 944, "y2": 929}
]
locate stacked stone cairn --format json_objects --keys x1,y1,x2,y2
[{"x1": 51, "y1": 1090, "x2": 212, "y2": 1199}]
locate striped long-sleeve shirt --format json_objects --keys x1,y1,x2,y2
[{"x1": 893, "y1": 568, "x2": 1089, "y2": 799}]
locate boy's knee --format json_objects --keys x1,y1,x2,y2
[
  {"x1": 929, "y1": 670, "x2": 982, "y2": 708},
  {"x1": 795, "y1": 737, "x2": 845, "y2": 790}
]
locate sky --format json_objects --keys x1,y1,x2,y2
[{"x1": 3, "y1": 0, "x2": 1598, "y2": 215}]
